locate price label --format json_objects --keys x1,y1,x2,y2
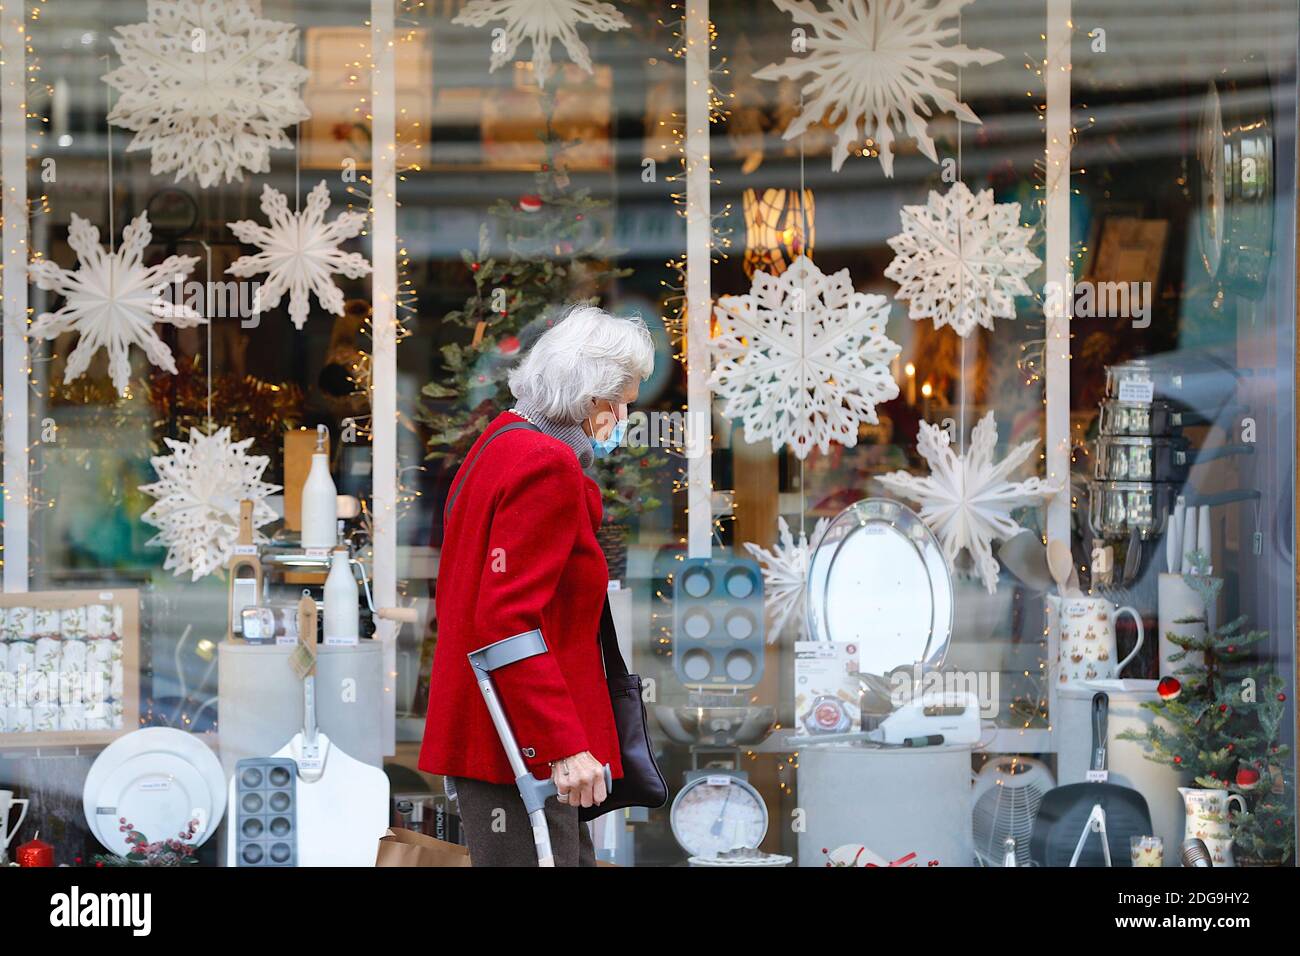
[
  {"x1": 1117, "y1": 380, "x2": 1154, "y2": 403},
  {"x1": 1086, "y1": 769, "x2": 1110, "y2": 783},
  {"x1": 232, "y1": 544, "x2": 259, "y2": 556}
]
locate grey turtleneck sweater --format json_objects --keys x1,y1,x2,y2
[{"x1": 510, "y1": 397, "x2": 595, "y2": 470}]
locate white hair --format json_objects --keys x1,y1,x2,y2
[{"x1": 508, "y1": 304, "x2": 655, "y2": 423}]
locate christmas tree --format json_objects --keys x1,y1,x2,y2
[
  {"x1": 1120, "y1": 552, "x2": 1295, "y2": 864},
  {"x1": 419, "y1": 91, "x2": 632, "y2": 469}
]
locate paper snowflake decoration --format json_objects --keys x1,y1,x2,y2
[
  {"x1": 884, "y1": 181, "x2": 1040, "y2": 338},
  {"x1": 453, "y1": 0, "x2": 629, "y2": 86},
  {"x1": 28, "y1": 212, "x2": 205, "y2": 397},
  {"x1": 104, "y1": 0, "x2": 309, "y2": 189},
  {"x1": 744, "y1": 516, "x2": 829, "y2": 641},
  {"x1": 227, "y1": 180, "x2": 372, "y2": 330},
  {"x1": 753, "y1": 0, "x2": 1002, "y2": 176},
  {"x1": 877, "y1": 412, "x2": 1061, "y2": 592},
  {"x1": 710, "y1": 255, "x2": 900, "y2": 460},
  {"x1": 140, "y1": 427, "x2": 280, "y2": 581}
]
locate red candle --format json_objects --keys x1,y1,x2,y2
[{"x1": 16, "y1": 833, "x2": 54, "y2": 867}]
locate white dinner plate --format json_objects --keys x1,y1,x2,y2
[
  {"x1": 90, "y1": 753, "x2": 212, "y2": 856},
  {"x1": 83, "y1": 727, "x2": 227, "y2": 854}
]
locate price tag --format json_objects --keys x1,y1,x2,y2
[
  {"x1": 1117, "y1": 380, "x2": 1154, "y2": 403},
  {"x1": 232, "y1": 544, "x2": 259, "y2": 556},
  {"x1": 304, "y1": 548, "x2": 330, "y2": 560},
  {"x1": 1086, "y1": 769, "x2": 1110, "y2": 783},
  {"x1": 706, "y1": 775, "x2": 733, "y2": 787}
]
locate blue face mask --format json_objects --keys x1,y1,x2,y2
[{"x1": 590, "y1": 417, "x2": 627, "y2": 459}]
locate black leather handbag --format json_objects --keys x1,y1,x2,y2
[
  {"x1": 447, "y1": 419, "x2": 667, "y2": 820},
  {"x1": 579, "y1": 597, "x2": 668, "y2": 821}
]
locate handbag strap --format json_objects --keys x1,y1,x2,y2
[
  {"x1": 597, "y1": 596, "x2": 630, "y2": 679},
  {"x1": 444, "y1": 420, "x2": 540, "y2": 523}
]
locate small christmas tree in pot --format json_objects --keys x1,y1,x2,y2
[{"x1": 1119, "y1": 552, "x2": 1295, "y2": 865}]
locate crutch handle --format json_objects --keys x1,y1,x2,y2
[{"x1": 517, "y1": 764, "x2": 613, "y2": 813}]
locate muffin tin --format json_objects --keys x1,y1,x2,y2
[
  {"x1": 233, "y1": 757, "x2": 297, "y2": 867},
  {"x1": 672, "y1": 557, "x2": 764, "y2": 689}
]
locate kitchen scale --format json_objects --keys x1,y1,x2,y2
[{"x1": 670, "y1": 771, "x2": 790, "y2": 867}]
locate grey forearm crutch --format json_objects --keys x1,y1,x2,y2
[{"x1": 468, "y1": 630, "x2": 611, "y2": 867}]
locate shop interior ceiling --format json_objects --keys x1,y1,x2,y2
[{"x1": 19, "y1": 0, "x2": 1297, "y2": 256}]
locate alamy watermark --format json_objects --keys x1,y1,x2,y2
[
  {"x1": 150, "y1": 273, "x2": 265, "y2": 328},
  {"x1": 1044, "y1": 279, "x2": 1153, "y2": 328}
]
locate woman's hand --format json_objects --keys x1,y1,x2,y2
[{"x1": 550, "y1": 751, "x2": 607, "y2": 808}]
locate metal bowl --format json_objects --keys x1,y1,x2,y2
[{"x1": 653, "y1": 705, "x2": 777, "y2": 747}]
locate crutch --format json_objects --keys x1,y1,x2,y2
[{"x1": 468, "y1": 631, "x2": 611, "y2": 867}]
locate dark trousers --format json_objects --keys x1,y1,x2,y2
[{"x1": 449, "y1": 776, "x2": 595, "y2": 867}]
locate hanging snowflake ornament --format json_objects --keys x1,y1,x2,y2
[
  {"x1": 877, "y1": 412, "x2": 1061, "y2": 592},
  {"x1": 710, "y1": 255, "x2": 900, "y2": 460},
  {"x1": 753, "y1": 0, "x2": 1002, "y2": 176},
  {"x1": 884, "y1": 181, "x2": 1040, "y2": 337},
  {"x1": 103, "y1": 0, "x2": 309, "y2": 189},
  {"x1": 453, "y1": 0, "x2": 630, "y2": 87},
  {"x1": 140, "y1": 427, "x2": 280, "y2": 581},
  {"x1": 744, "y1": 516, "x2": 829, "y2": 641},
  {"x1": 28, "y1": 212, "x2": 205, "y2": 397},
  {"x1": 227, "y1": 180, "x2": 372, "y2": 330}
]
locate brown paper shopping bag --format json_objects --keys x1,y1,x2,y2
[{"x1": 375, "y1": 827, "x2": 472, "y2": 867}]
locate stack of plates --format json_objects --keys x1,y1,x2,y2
[{"x1": 82, "y1": 728, "x2": 227, "y2": 856}]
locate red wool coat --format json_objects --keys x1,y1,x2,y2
[{"x1": 418, "y1": 411, "x2": 622, "y2": 785}]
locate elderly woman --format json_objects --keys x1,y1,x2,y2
[{"x1": 419, "y1": 305, "x2": 654, "y2": 866}]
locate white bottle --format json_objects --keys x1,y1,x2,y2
[
  {"x1": 324, "y1": 546, "x2": 360, "y2": 646},
  {"x1": 300, "y1": 424, "x2": 337, "y2": 550}
]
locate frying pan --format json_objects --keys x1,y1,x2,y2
[{"x1": 1030, "y1": 693, "x2": 1152, "y2": 866}]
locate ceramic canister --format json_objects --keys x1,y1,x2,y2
[{"x1": 1157, "y1": 573, "x2": 1207, "y2": 677}]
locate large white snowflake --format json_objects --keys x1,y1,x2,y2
[
  {"x1": 710, "y1": 255, "x2": 900, "y2": 460},
  {"x1": 28, "y1": 212, "x2": 205, "y2": 397},
  {"x1": 743, "y1": 516, "x2": 829, "y2": 642},
  {"x1": 877, "y1": 412, "x2": 1061, "y2": 592},
  {"x1": 753, "y1": 0, "x2": 1002, "y2": 176},
  {"x1": 884, "y1": 181, "x2": 1040, "y2": 338},
  {"x1": 453, "y1": 0, "x2": 629, "y2": 87},
  {"x1": 227, "y1": 180, "x2": 372, "y2": 330},
  {"x1": 104, "y1": 0, "x2": 309, "y2": 189},
  {"x1": 140, "y1": 427, "x2": 280, "y2": 581}
]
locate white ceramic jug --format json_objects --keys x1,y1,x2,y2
[
  {"x1": 1179, "y1": 787, "x2": 1245, "y2": 867},
  {"x1": 1049, "y1": 595, "x2": 1145, "y2": 684},
  {"x1": 0, "y1": 789, "x2": 29, "y2": 862}
]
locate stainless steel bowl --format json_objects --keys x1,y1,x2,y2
[{"x1": 653, "y1": 705, "x2": 778, "y2": 747}]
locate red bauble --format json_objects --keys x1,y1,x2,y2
[
  {"x1": 1219, "y1": 704, "x2": 1229, "y2": 713},
  {"x1": 519, "y1": 194, "x2": 543, "y2": 213},
  {"x1": 1226, "y1": 645, "x2": 1236, "y2": 653},
  {"x1": 575, "y1": 213, "x2": 584, "y2": 221},
  {"x1": 498, "y1": 336, "x2": 521, "y2": 356},
  {"x1": 1279, "y1": 693, "x2": 1288, "y2": 702},
  {"x1": 1157, "y1": 676, "x2": 1181, "y2": 701},
  {"x1": 1236, "y1": 766, "x2": 1262, "y2": 790},
  {"x1": 470, "y1": 262, "x2": 480, "y2": 272},
  {"x1": 1173, "y1": 755, "x2": 1183, "y2": 764}
]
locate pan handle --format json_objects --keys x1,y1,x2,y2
[{"x1": 1090, "y1": 692, "x2": 1109, "y2": 774}]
